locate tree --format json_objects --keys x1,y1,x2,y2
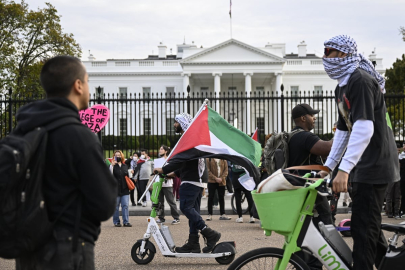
[
  {"x1": 0, "y1": 0, "x2": 81, "y2": 95},
  {"x1": 385, "y1": 54, "x2": 405, "y2": 94},
  {"x1": 400, "y1": 26, "x2": 405, "y2": 42}
]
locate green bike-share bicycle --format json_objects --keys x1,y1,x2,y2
[
  {"x1": 228, "y1": 176, "x2": 405, "y2": 270},
  {"x1": 131, "y1": 173, "x2": 236, "y2": 265}
]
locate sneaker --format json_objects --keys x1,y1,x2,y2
[
  {"x1": 348, "y1": 202, "x2": 352, "y2": 208},
  {"x1": 219, "y1": 214, "x2": 231, "y2": 220},
  {"x1": 213, "y1": 205, "x2": 219, "y2": 209},
  {"x1": 142, "y1": 202, "x2": 147, "y2": 207},
  {"x1": 114, "y1": 223, "x2": 122, "y2": 227},
  {"x1": 388, "y1": 214, "x2": 394, "y2": 218},
  {"x1": 137, "y1": 203, "x2": 142, "y2": 206},
  {"x1": 343, "y1": 202, "x2": 347, "y2": 207},
  {"x1": 156, "y1": 218, "x2": 165, "y2": 223},
  {"x1": 171, "y1": 219, "x2": 180, "y2": 225},
  {"x1": 131, "y1": 202, "x2": 136, "y2": 206},
  {"x1": 249, "y1": 217, "x2": 255, "y2": 223},
  {"x1": 395, "y1": 215, "x2": 401, "y2": 220},
  {"x1": 236, "y1": 217, "x2": 243, "y2": 223},
  {"x1": 226, "y1": 193, "x2": 234, "y2": 196},
  {"x1": 206, "y1": 215, "x2": 212, "y2": 221},
  {"x1": 123, "y1": 223, "x2": 132, "y2": 227}
]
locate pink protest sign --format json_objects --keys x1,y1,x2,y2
[{"x1": 79, "y1": 104, "x2": 110, "y2": 133}]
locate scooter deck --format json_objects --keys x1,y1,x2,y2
[{"x1": 163, "y1": 252, "x2": 233, "y2": 258}]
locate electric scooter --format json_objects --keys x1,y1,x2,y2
[{"x1": 131, "y1": 173, "x2": 237, "y2": 265}]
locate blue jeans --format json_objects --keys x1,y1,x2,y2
[
  {"x1": 179, "y1": 183, "x2": 205, "y2": 235},
  {"x1": 113, "y1": 195, "x2": 129, "y2": 224}
]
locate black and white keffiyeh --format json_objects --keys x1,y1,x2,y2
[
  {"x1": 323, "y1": 35, "x2": 385, "y2": 93},
  {"x1": 175, "y1": 112, "x2": 193, "y2": 131}
]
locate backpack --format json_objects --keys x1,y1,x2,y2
[
  {"x1": 0, "y1": 118, "x2": 79, "y2": 259},
  {"x1": 263, "y1": 129, "x2": 304, "y2": 175}
]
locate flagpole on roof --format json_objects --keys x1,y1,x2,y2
[{"x1": 229, "y1": 0, "x2": 232, "y2": 39}]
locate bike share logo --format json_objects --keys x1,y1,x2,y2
[{"x1": 318, "y1": 244, "x2": 347, "y2": 270}]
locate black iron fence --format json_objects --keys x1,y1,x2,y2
[{"x1": 1, "y1": 87, "x2": 405, "y2": 158}]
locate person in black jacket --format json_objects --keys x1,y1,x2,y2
[
  {"x1": 110, "y1": 150, "x2": 132, "y2": 227},
  {"x1": 15, "y1": 55, "x2": 117, "y2": 270}
]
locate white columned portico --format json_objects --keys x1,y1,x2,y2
[
  {"x1": 182, "y1": 73, "x2": 190, "y2": 113},
  {"x1": 275, "y1": 72, "x2": 283, "y2": 131},
  {"x1": 244, "y1": 72, "x2": 253, "y2": 135},
  {"x1": 212, "y1": 72, "x2": 222, "y2": 112}
]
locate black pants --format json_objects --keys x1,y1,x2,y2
[
  {"x1": 401, "y1": 176, "x2": 405, "y2": 214},
  {"x1": 16, "y1": 229, "x2": 95, "y2": 270},
  {"x1": 234, "y1": 187, "x2": 254, "y2": 217},
  {"x1": 385, "y1": 181, "x2": 401, "y2": 216},
  {"x1": 208, "y1": 183, "x2": 225, "y2": 215},
  {"x1": 226, "y1": 176, "x2": 234, "y2": 193},
  {"x1": 351, "y1": 182, "x2": 388, "y2": 270},
  {"x1": 137, "y1": 180, "x2": 149, "y2": 202}
]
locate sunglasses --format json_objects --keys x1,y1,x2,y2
[{"x1": 324, "y1": 48, "x2": 339, "y2": 57}]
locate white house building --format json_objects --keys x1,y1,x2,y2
[{"x1": 83, "y1": 39, "x2": 384, "y2": 137}]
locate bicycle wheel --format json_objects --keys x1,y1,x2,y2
[
  {"x1": 231, "y1": 191, "x2": 249, "y2": 215},
  {"x1": 228, "y1": 247, "x2": 310, "y2": 270}
]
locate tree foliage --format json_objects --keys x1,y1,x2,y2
[
  {"x1": 400, "y1": 26, "x2": 405, "y2": 42},
  {"x1": 0, "y1": 0, "x2": 81, "y2": 95},
  {"x1": 385, "y1": 54, "x2": 405, "y2": 94}
]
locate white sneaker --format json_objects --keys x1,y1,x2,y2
[
  {"x1": 206, "y1": 215, "x2": 212, "y2": 221},
  {"x1": 142, "y1": 202, "x2": 147, "y2": 207},
  {"x1": 236, "y1": 217, "x2": 243, "y2": 223},
  {"x1": 226, "y1": 193, "x2": 234, "y2": 196},
  {"x1": 249, "y1": 217, "x2": 255, "y2": 223},
  {"x1": 219, "y1": 214, "x2": 231, "y2": 220}
]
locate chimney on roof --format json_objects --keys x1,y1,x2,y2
[
  {"x1": 158, "y1": 42, "x2": 167, "y2": 58},
  {"x1": 88, "y1": 50, "x2": 96, "y2": 61},
  {"x1": 297, "y1": 41, "x2": 307, "y2": 57}
]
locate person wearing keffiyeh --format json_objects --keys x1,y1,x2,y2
[
  {"x1": 320, "y1": 35, "x2": 399, "y2": 270},
  {"x1": 154, "y1": 113, "x2": 222, "y2": 254}
]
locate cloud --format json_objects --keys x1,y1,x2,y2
[{"x1": 26, "y1": 0, "x2": 405, "y2": 68}]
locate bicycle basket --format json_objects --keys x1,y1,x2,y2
[{"x1": 252, "y1": 188, "x2": 309, "y2": 235}]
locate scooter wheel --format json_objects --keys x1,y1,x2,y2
[
  {"x1": 215, "y1": 254, "x2": 236, "y2": 265},
  {"x1": 131, "y1": 241, "x2": 155, "y2": 264}
]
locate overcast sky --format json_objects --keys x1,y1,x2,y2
[{"x1": 27, "y1": 0, "x2": 405, "y2": 69}]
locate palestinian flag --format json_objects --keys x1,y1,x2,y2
[
  {"x1": 251, "y1": 127, "x2": 258, "y2": 142},
  {"x1": 166, "y1": 104, "x2": 262, "y2": 182}
]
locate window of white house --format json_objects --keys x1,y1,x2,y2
[
  {"x1": 314, "y1": 86, "x2": 323, "y2": 97},
  {"x1": 166, "y1": 118, "x2": 174, "y2": 134},
  {"x1": 200, "y1": 87, "x2": 209, "y2": 97},
  {"x1": 143, "y1": 87, "x2": 151, "y2": 103},
  {"x1": 228, "y1": 86, "x2": 237, "y2": 97},
  {"x1": 256, "y1": 117, "x2": 265, "y2": 136},
  {"x1": 256, "y1": 86, "x2": 265, "y2": 91},
  {"x1": 119, "y1": 87, "x2": 127, "y2": 103},
  {"x1": 119, "y1": 118, "x2": 127, "y2": 135},
  {"x1": 95, "y1": 87, "x2": 104, "y2": 99},
  {"x1": 144, "y1": 118, "x2": 151, "y2": 135},
  {"x1": 166, "y1": 87, "x2": 175, "y2": 102},
  {"x1": 291, "y1": 86, "x2": 299, "y2": 101},
  {"x1": 314, "y1": 116, "x2": 323, "y2": 134}
]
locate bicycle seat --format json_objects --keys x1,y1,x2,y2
[{"x1": 381, "y1": 223, "x2": 405, "y2": 235}]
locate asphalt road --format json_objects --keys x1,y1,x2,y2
[{"x1": 1, "y1": 213, "x2": 404, "y2": 270}]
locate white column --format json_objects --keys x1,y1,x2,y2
[
  {"x1": 213, "y1": 73, "x2": 222, "y2": 112},
  {"x1": 275, "y1": 72, "x2": 283, "y2": 131},
  {"x1": 244, "y1": 72, "x2": 253, "y2": 134},
  {"x1": 182, "y1": 73, "x2": 190, "y2": 113}
]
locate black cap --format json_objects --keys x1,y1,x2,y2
[{"x1": 292, "y1": 104, "x2": 320, "y2": 119}]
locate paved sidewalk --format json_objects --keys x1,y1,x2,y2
[{"x1": 128, "y1": 192, "x2": 351, "y2": 216}]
